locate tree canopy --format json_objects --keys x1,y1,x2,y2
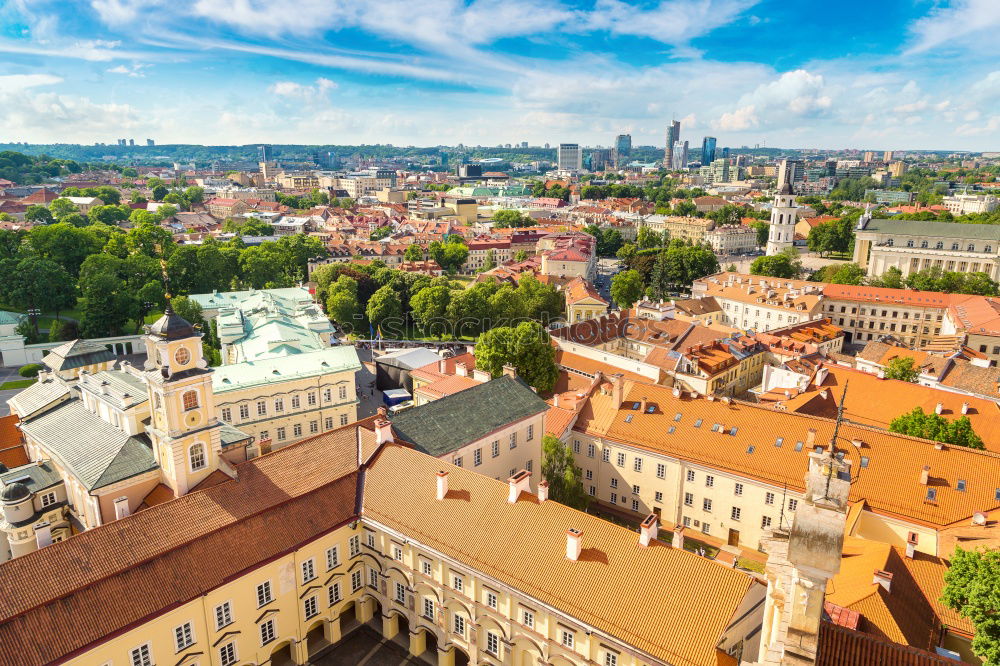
[
  {"x1": 942, "y1": 547, "x2": 1000, "y2": 665},
  {"x1": 541, "y1": 435, "x2": 589, "y2": 510},
  {"x1": 889, "y1": 406, "x2": 984, "y2": 449},
  {"x1": 475, "y1": 321, "x2": 558, "y2": 392}
]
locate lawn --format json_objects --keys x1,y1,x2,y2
[{"x1": 0, "y1": 379, "x2": 36, "y2": 390}]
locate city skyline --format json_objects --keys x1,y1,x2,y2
[{"x1": 0, "y1": 1, "x2": 997, "y2": 149}]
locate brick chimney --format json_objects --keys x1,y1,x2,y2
[
  {"x1": 873, "y1": 569, "x2": 893, "y2": 593},
  {"x1": 455, "y1": 362, "x2": 468, "y2": 377},
  {"x1": 905, "y1": 532, "x2": 918, "y2": 559},
  {"x1": 920, "y1": 465, "x2": 930, "y2": 485},
  {"x1": 502, "y1": 364, "x2": 517, "y2": 379},
  {"x1": 438, "y1": 358, "x2": 447, "y2": 373},
  {"x1": 672, "y1": 524, "x2": 685, "y2": 550},
  {"x1": 566, "y1": 528, "x2": 583, "y2": 561},
  {"x1": 639, "y1": 514, "x2": 658, "y2": 547},
  {"x1": 806, "y1": 428, "x2": 817, "y2": 447},
  {"x1": 377, "y1": 406, "x2": 388, "y2": 418},
  {"x1": 507, "y1": 469, "x2": 531, "y2": 503},
  {"x1": 538, "y1": 480, "x2": 549, "y2": 502},
  {"x1": 374, "y1": 418, "x2": 394, "y2": 445},
  {"x1": 610, "y1": 373, "x2": 625, "y2": 409},
  {"x1": 436, "y1": 470, "x2": 449, "y2": 500},
  {"x1": 473, "y1": 369, "x2": 491, "y2": 383},
  {"x1": 113, "y1": 496, "x2": 130, "y2": 520}
]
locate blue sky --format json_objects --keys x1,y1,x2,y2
[{"x1": 0, "y1": 0, "x2": 998, "y2": 149}]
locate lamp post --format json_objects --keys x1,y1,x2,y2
[{"x1": 27, "y1": 308, "x2": 41, "y2": 337}]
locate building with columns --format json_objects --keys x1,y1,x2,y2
[
  {"x1": 0, "y1": 416, "x2": 767, "y2": 666},
  {"x1": 765, "y1": 183, "x2": 797, "y2": 256}
]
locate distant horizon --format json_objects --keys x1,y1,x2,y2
[{"x1": 0, "y1": 2, "x2": 998, "y2": 149}]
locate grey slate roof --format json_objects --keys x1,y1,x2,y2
[
  {"x1": 862, "y1": 218, "x2": 1000, "y2": 240},
  {"x1": 17, "y1": 400, "x2": 157, "y2": 490},
  {"x1": 0, "y1": 461, "x2": 62, "y2": 494},
  {"x1": 79, "y1": 370, "x2": 149, "y2": 409},
  {"x1": 389, "y1": 375, "x2": 549, "y2": 457},
  {"x1": 42, "y1": 339, "x2": 116, "y2": 372},
  {"x1": 5, "y1": 380, "x2": 71, "y2": 420},
  {"x1": 220, "y1": 422, "x2": 253, "y2": 449}
]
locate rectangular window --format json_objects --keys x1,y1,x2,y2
[
  {"x1": 684, "y1": 492, "x2": 693, "y2": 506},
  {"x1": 393, "y1": 545, "x2": 403, "y2": 561},
  {"x1": 561, "y1": 630, "x2": 575, "y2": 648},
  {"x1": 256, "y1": 581, "x2": 272, "y2": 607},
  {"x1": 349, "y1": 535, "x2": 360, "y2": 557},
  {"x1": 702, "y1": 523, "x2": 711, "y2": 534},
  {"x1": 174, "y1": 622, "x2": 194, "y2": 651},
  {"x1": 509, "y1": 432, "x2": 517, "y2": 449},
  {"x1": 454, "y1": 614, "x2": 466, "y2": 636},
  {"x1": 395, "y1": 582, "x2": 406, "y2": 604},
  {"x1": 631, "y1": 499, "x2": 639, "y2": 511},
  {"x1": 325, "y1": 545, "x2": 340, "y2": 571},
  {"x1": 610, "y1": 492, "x2": 617, "y2": 504},
  {"x1": 291, "y1": 395, "x2": 301, "y2": 409},
  {"x1": 656, "y1": 463, "x2": 665, "y2": 479},
  {"x1": 655, "y1": 491, "x2": 663, "y2": 502},
  {"x1": 573, "y1": 440, "x2": 581, "y2": 454},
  {"x1": 302, "y1": 558, "x2": 316, "y2": 583},
  {"x1": 602, "y1": 448, "x2": 610, "y2": 462},
  {"x1": 491, "y1": 440, "x2": 499, "y2": 457},
  {"x1": 221, "y1": 407, "x2": 232, "y2": 422},
  {"x1": 605, "y1": 653, "x2": 619, "y2": 666},
  {"x1": 487, "y1": 631, "x2": 500, "y2": 656},
  {"x1": 455, "y1": 456, "x2": 463, "y2": 467},
  {"x1": 274, "y1": 398, "x2": 284, "y2": 413},
  {"x1": 633, "y1": 457, "x2": 643, "y2": 472},
  {"x1": 585, "y1": 469, "x2": 593, "y2": 480},
  {"x1": 523, "y1": 610, "x2": 534, "y2": 629},
  {"x1": 731, "y1": 507, "x2": 741, "y2": 521},
  {"x1": 339, "y1": 385, "x2": 348, "y2": 400},
  {"x1": 323, "y1": 388, "x2": 332, "y2": 402},
  {"x1": 369, "y1": 568, "x2": 378, "y2": 589},
  {"x1": 632, "y1": 484, "x2": 640, "y2": 495},
  {"x1": 587, "y1": 443, "x2": 595, "y2": 458},
  {"x1": 238, "y1": 403, "x2": 249, "y2": 419},
  {"x1": 276, "y1": 427, "x2": 286, "y2": 441},
  {"x1": 486, "y1": 591, "x2": 498, "y2": 609},
  {"x1": 527, "y1": 424, "x2": 534, "y2": 441},
  {"x1": 734, "y1": 483, "x2": 743, "y2": 496},
  {"x1": 474, "y1": 448, "x2": 482, "y2": 466},
  {"x1": 616, "y1": 452, "x2": 625, "y2": 467},
  {"x1": 610, "y1": 478, "x2": 618, "y2": 489},
  {"x1": 329, "y1": 582, "x2": 342, "y2": 605},
  {"x1": 220, "y1": 642, "x2": 238, "y2": 666},
  {"x1": 307, "y1": 392, "x2": 317, "y2": 406},
  {"x1": 366, "y1": 531, "x2": 375, "y2": 548},
  {"x1": 254, "y1": 400, "x2": 265, "y2": 416},
  {"x1": 422, "y1": 560, "x2": 432, "y2": 576},
  {"x1": 705, "y1": 475, "x2": 714, "y2": 487},
  {"x1": 340, "y1": 413, "x2": 349, "y2": 426},
  {"x1": 788, "y1": 499, "x2": 798, "y2": 511},
  {"x1": 325, "y1": 416, "x2": 334, "y2": 430},
  {"x1": 304, "y1": 596, "x2": 318, "y2": 619},
  {"x1": 703, "y1": 498, "x2": 712, "y2": 512},
  {"x1": 309, "y1": 420, "x2": 318, "y2": 434},
  {"x1": 765, "y1": 492, "x2": 775, "y2": 505},
  {"x1": 423, "y1": 598, "x2": 435, "y2": 619},
  {"x1": 260, "y1": 619, "x2": 276, "y2": 645},
  {"x1": 293, "y1": 423, "x2": 302, "y2": 437},
  {"x1": 761, "y1": 516, "x2": 772, "y2": 529},
  {"x1": 687, "y1": 470, "x2": 695, "y2": 482},
  {"x1": 215, "y1": 601, "x2": 233, "y2": 630},
  {"x1": 351, "y1": 570, "x2": 362, "y2": 592},
  {"x1": 40, "y1": 491, "x2": 57, "y2": 508},
  {"x1": 453, "y1": 575, "x2": 463, "y2": 592}
]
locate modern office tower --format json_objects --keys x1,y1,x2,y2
[
  {"x1": 777, "y1": 158, "x2": 805, "y2": 187},
  {"x1": 615, "y1": 134, "x2": 632, "y2": 156},
  {"x1": 259, "y1": 145, "x2": 274, "y2": 162},
  {"x1": 701, "y1": 137, "x2": 717, "y2": 165},
  {"x1": 671, "y1": 140, "x2": 689, "y2": 169},
  {"x1": 557, "y1": 143, "x2": 582, "y2": 172},
  {"x1": 665, "y1": 120, "x2": 680, "y2": 166},
  {"x1": 146, "y1": 139, "x2": 154, "y2": 146}
]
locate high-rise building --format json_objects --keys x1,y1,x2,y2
[
  {"x1": 701, "y1": 137, "x2": 717, "y2": 165},
  {"x1": 128, "y1": 139, "x2": 135, "y2": 147},
  {"x1": 589, "y1": 149, "x2": 613, "y2": 171},
  {"x1": 146, "y1": 139, "x2": 154, "y2": 147},
  {"x1": 721, "y1": 146, "x2": 730, "y2": 159},
  {"x1": 614, "y1": 134, "x2": 632, "y2": 156},
  {"x1": 776, "y1": 158, "x2": 805, "y2": 187},
  {"x1": 883, "y1": 150, "x2": 893, "y2": 162},
  {"x1": 671, "y1": 140, "x2": 688, "y2": 169},
  {"x1": 665, "y1": 120, "x2": 680, "y2": 167},
  {"x1": 889, "y1": 161, "x2": 907, "y2": 178},
  {"x1": 862, "y1": 151, "x2": 877, "y2": 163},
  {"x1": 557, "y1": 143, "x2": 582, "y2": 172},
  {"x1": 259, "y1": 145, "x2": 273, "y2": 162}
]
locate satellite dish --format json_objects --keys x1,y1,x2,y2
[{"x1": 973, "y1": 512, "x2": 987, "y2": 525}]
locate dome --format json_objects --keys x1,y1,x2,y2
[
  {"x1": 778, "y1": 182, "x2": 793, "y2": 195},
  {"x1": 1, "y1": 482, "x2": 30, "y2": 504},
  {"x1": 147, "y1": 302, "x2": 197, "y2": 340}
]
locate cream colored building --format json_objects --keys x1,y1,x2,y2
[
  {"x1": 692, "y1": 273, "x2": 824, "y2": 332},
  {"x1": 642, "y1": 215, "x2": 715, "y2": 244},
  {"x1": 704, "y1": 225, "x2": 759, "y2": 254}
]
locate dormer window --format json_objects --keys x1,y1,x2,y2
[
  {"x1": 907, "y1": 240, "x2": 914, "y2": 247},
  {"x1": 935, "y1": 242, "x2": 943, "y2": 249},
  {"x1": 969, "y1": 244, "x2": 976, "y2": 252},
  {"x1": 886, "y1": 239, "x2": 893, "y2": 246},
  {"x1": 952, "y1": 243, "x2": 959, "y2": 250},
  {"x1": 920, "y1": 240, "x2": 928, "y2": 248},
  {"x1": 182, "y1": 390, "x2": 199, "y2": 411}
]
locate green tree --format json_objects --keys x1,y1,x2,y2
[
  {"x1": 492, "y1": 209, "x2": 535, "y2": 228},
  {"x1": 611, "y1": 269, "x2": 643, "y2": 309},
  {"x1": 49, "y1": 198, "x2": 78, "y2": 220},
  {"x1": 327, "y1": 290, "x2": 360, "y2": 328},
  {"x1": 48, "y1": 318, "x2": 79, "y2": 342},
  {"x1": 942, "y1": 547, "x2": 1000, "y2": 665},
  {"x1": 404, "y1": 243, "x2": 424, "y2": 261},
  {"x1": 366, "y1": 284, "x2": 402, "y2": 330},
  {"x1": 475, "y1": 321, "x2": 558, "y2": 392},
  {"x1": 637, "y1": 225, "x2": 660, "y2": 249},
  {"x1": 80, "y1": 272, "x2": 131, "y2": 337},
  {"x1": 514, "y1": 249, "x2": 528, "y2": 262},
  {"x1": 0, "y1": 257, "x2": 76, "y2": 334},
  {"x1": 410, "y1": 285, "x2": 451, "y2": 337},
  {"x1": 24, "y1": 204, "x2": 53, "y2": 224},
  {"x1": 151, "y1": 184, "x2": 169, "y2": 201},
  {"x1": 541, "y1": 434, "x2": 589, "y2": 510},
  {"x1": 132, "y1": 281, "x2": 166, "y2": 332},
  {"x1": 750, "y1": 252, "x2": 796, "y2": 278},
  {"x1": 750, "y1": 220, "x2": 770, "y2": 247},
  {"x1": 88, "y1": 204, "x2": 129, "y2": 226},
  {"x1": 482, "y1": 248, "x2": 496, "y2": 271},
  {"x1": 616, "y1": 243, "x2": 637, "y2": 262},
  {"x1": 889, "y1": 407, "x2": 984, "y2": 449},
  {"x1": 884, "y1": 356, "x2": 920, "y2": 382}
]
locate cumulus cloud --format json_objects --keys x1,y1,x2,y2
[
  {"x1": 106, "y1": 62, "x2": 149, "y2": 77},
  {"x1": 712, "y1": 69, "x2": 831, "y2": 132},
  {"x1": 268, "y1": 77, "x2": 337, "y2": 101},
  {"x1": 907, "y1": 0, "x2": 1000, "y2": 54},
  {"x1": 0, "y1": 88, "x2": 144, "y2": 140}
]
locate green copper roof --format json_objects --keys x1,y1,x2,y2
[
  {"x1": 388, "y1": 375, "x2": 548, "y2": 457},
  {"x1": 862, "y1": 218, "x2": 1000, "y2": 240},
  {"x1": 0, "y1": 311, "x2": 25, "y2": 326},
  {"x1": 213, "y1": 346, "x2": 361, "y2": 392}
]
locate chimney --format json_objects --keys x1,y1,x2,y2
[
  {"x1": 639, "y1": 514, "x2": 659, "y2": 547},
  {"x1": 34, "y1": 521, "x2": 52, "y2": 549},
  {"x1": 113, "y1": 496, "x2": 130, "y2": 520},
  {"x1": 920, "y1": 465, "x2": 930, "y2": 485},
  {"x1": 374, "y1": 418, "x2": 394, "y2": 445},
  {"x1": 553, "y1": 394, "x2": 560, "y2": 408},
  {"x1": 873, "y1": 569, "x2": 893, "y2": 593},
  {"x1": 538, "y1": 480, "x2": 549, "y2": 502},
  {"x1": 672, "y1": 524, "x2": 685, "y2": 550},
  {"x1": 806, "y1": 428, "x2": 817, "y2": 447},
  {"x1": 502, "y1": 364, "x2": 517, "y2": 379},
  {"x1": 961, "y1": 402, "x2": 970, "y2": 415},
  {"x1": 473, "y1": 369, "x2": 491, "y2": 383},
  {"x1": 507, "y1": 469, "x2": 531, "y2": 503},
  {"x1": 640, "y1": 396, "x2": 648, "y2": 411},
  {"x1": 935, "y1": 402, "x2": 943, "y2": 415},
  {"x1": 455, "y1": 362, "x2": 468, "y2": 377},
  {"x1": 566, "y1": 528, "x2": 583, "y2": 561},
  {"x1": 905, "y1": 533, "x2": 918, "y2": 559},
  {"x1": 436, "y1": 470, "x2": 449, "y2": 500},
  {"x1": 438, "y1": 358, "x2": 447, "y2": 373},
  {"x1": 377, "y1": 406, "x2": 388, "y2": 418},
  {"x1": 610, "y1": 373, "x2": 625, "y2": 409},
  {"x1": 672, "y1": 385, "x2": 681, "y2": 398}
]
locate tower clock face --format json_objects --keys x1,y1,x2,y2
[
  {"x1": 174, "y1": 347, "x2": 191, "y2": 366},
  {"x1": 185, "y1": 410, "x2": 202, "y2": 428}
]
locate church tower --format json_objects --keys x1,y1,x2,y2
[
  {"x1": 143, "y1": 303, "x2": 223, "y2": 496},
  {"x1": 766, "y1": 182, "x2": 798, "y2": 256}
]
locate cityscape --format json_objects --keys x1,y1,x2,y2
[{"x1": 1, "y1": 2, "x2": 1000, "y2": 666}]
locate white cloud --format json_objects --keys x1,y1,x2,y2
[
  {"x1": 586, "y1": 0, "x2": 758, "y2": 43},
  {"x1": 268, "y1": 77, "x2": 337, "y2": 100},
  {"x1": 907, "y1": 0, "x2": 1000, "y2": 54},
  {"x1": 717, "y1": 105, "x2": 757, "y2": 131},
  {"x1": 712, "y1": 69, "x2": 831, "y2": 131},
  {"x1": 107, "y1": 62, "x2": 149, "y2": 77},
  {"x1": 0, "y1": 88, "x2": 144, "y2": 141},
  {"x1": 0, "y1": 73, "x2": 63, "y2": 91},
  {"x1": 90, "y1": 0, "x2": 161, "y2": 26}
]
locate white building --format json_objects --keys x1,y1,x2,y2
[
  {"x1": 557, "y1": 143, "x2": 582, "y2": 172},
  {"x1": 765, "y1": 182, "x2": 798, "y2": 256},
  {"x1": 943, "y1": 193, "x2": 999, "y2": 216}
]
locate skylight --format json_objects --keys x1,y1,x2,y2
[
  {"x1": 926, "y1": 488, "x2": 937, "y2": 501},
  {"x1": 625, "y1": 414, "x2": 633, "y2": 423},
  {"x1": 957, "y1": 479, "x2": 967, "y2": 492},
  {"x1": 794, "y1": 441, "x2": 804, "y2": 452},
  {"x1": 674, "y1": 413, "x2": 682, "y2": 421},
  {"x1": 631, "y1": 402, "x2": 640, "y2": 410},
  {"x1": 646, "y1": 404, "x2": 656, "y2": 413},
  {"x1": 860, "y1": 456, "x2": 870, "y2": 468},
  {"x1": 746, "y1": 445, "x2": 755, "y2": 454},
  {"x1": 668, "y1": 426, "x2": 675, "y2": 434},
  {"x1": 774, "y1": 437, "x2": 783, "y2": 447},
  {"x1": 693, "y1": 419, "x2": 702, "y2": 428},
  {"x1": 729, "y1": 427, "x2": 738, "y2": 436}
]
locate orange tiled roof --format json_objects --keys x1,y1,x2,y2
[
  {"x1": 563, "y1": 276, "x2": 608, "y2": 306},
  {"x1": 816, "y1": 621, "x2": 954, "y2": 666},
  {"x1": 363, "y1": 444, "x2": 756, "y2": 666},
  {"x1": 415, "y1": 374, "x2": 481, "y2": 399},
  {"x1": 823, "y1": 285, "x2": 958, "y2": 308},
  {"x1": 574, "y1": 379, "x2": 1000, "y2": 529}
]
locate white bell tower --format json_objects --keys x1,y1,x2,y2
[{"x1": 766, "y1": 182, "x2": 797, "y2": 256}]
